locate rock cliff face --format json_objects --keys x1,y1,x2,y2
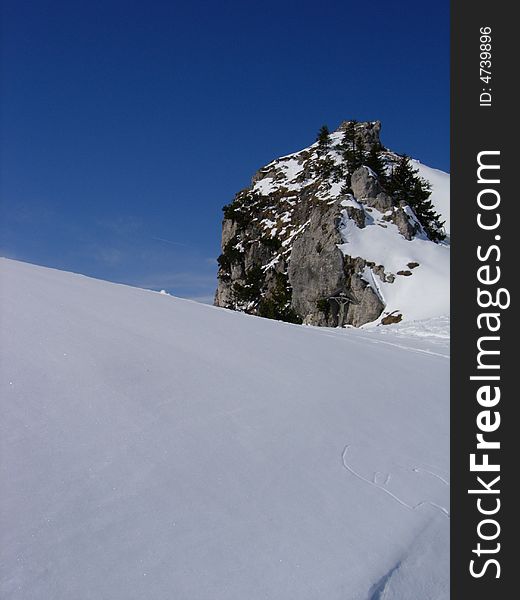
[{"x1": 215, "y1": 121, "x2": 450, "y2": 327}]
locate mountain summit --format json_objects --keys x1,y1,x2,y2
[{"x1": 215, "y1": 121, "x2": 450, "y2": 327}]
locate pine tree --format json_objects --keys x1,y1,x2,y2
[
  {"x1": 386, "y1": 156, "x2": 445, "y2": 242},
  {"x1": 340, "y1": 122, "x2": 356, "y2": 165},
  {"x1": 409, "y1": 178, "x2": 446, "y2": 242},
  {"x1": 315, "y1": 156, "x2": 335, "y2": 179},
  {"x1": 316, "y1": 125, "x2": 331, "y2": 154},
  {"x1": 364, "y1": 146, "x2": 387, "y2": 181},
  {"x1": 340, "y1": 123, "x2": 365, "y2": 174},
  {"x1": 353, "y1": 135, "x2": 365, "y2": 170},
  {"x1": 340, "y1": 121, "x2": 357, "y2": 152},
  {"x1": 341, "y1": 137, "x2": 363, "y2": 177}
]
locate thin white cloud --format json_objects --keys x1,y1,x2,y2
[
  {"x1": 151, "y1": 236, "x2": 188, "y2": 247},
  {"x1": 97, "y1": 216, "x2": 143, "y2": 236},
  {"x1": 92, "y1": 247, "x2": 124, "y2": 267}
]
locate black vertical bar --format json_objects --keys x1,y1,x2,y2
[{"x1": 452, "y1": 0, "x2": 514, "y2": 596}]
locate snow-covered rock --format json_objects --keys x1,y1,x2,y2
[{"x1": 215, "y1": 121, "x2": 450, "y2": 327}]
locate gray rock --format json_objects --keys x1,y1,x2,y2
[
  {"x1": 287, "y1": 202, "x2": 386, "y2": 327},
  {"x1": 344, "y1": 205, "x2": 366, "y2": 228},
  {"x1": 392, "y1": 207, "x2": 419, "y2": 241},
  {"x1": 351, "y1": 166, "x2": 393, "y2": 212},
  {"x1": 374, "y1": 192, "x2": 393, "y2": 211},
  {"x1": 346, "y1": 278, "x2": 385, "y2": 327},
  {"x1": 221, "y1": 218, "x2": 238, "y2": 247},
  {"x1": 337, "y1": 120, "x2": 382, "y2": 150},
  {"x1": 351, "y1": 166, "x2": 381, "y2": 202},
  {"x1": 288, "y1": 201, "x2": 346, "y2": 322}
]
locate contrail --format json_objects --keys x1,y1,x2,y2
[{"x1": 151, "y1": 236, "x2": 187, "y2": 247}]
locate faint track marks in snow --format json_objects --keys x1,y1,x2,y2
[
  {"x1": 341, "y1": 445, "x2": 450, "y2": 518},
  {"x1": 355, "y1": 336, "x2": 449, "y2": 359},
  {"x1": 412, "y1": 466, "x2": 450, "y2": 486}
]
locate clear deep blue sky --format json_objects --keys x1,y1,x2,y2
[{"x1": 1, "y1": 0, "x2": 449, "y2": 302}]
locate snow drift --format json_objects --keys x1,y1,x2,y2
[{"x1": 0, "y1": 258, "x2": 449, "y2": 599}]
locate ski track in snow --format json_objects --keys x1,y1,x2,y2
[
  {"x1": 341, "y1": 446, "x2": 450, "y2": 519},
  {"x1": 347, "y1": 336, "x2": 449, "y2": 360},
  {"x1": 412, "y1": 467, "x2": 450, "y2": 486},
  {"x1": 312, "y1": 328, "x2": 449, "y2": 360}
]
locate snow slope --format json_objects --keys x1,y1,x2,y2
[{"x1": 0, "y1": 258, "x2": 449, "y2": 600}]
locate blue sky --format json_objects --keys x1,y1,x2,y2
[{"x1": 1, "y1": 0, "x2": 449, "y2": 302}]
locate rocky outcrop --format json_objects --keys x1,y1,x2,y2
[
  {"x1": 338, "y1": 119, "x2": 382, "y2": 148},
  {"x1": 351, "y1": 166, "x2": 393, "y2": 212},
  {"x1": 287, "y1": 201, "x2": 386, "y2": 327},
  {"x1": 288, "y1": 202, "x2": 346, "y2": 326},
  {"x1": 214, "y1": 120, "x2": 439, "y2": 327}
]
